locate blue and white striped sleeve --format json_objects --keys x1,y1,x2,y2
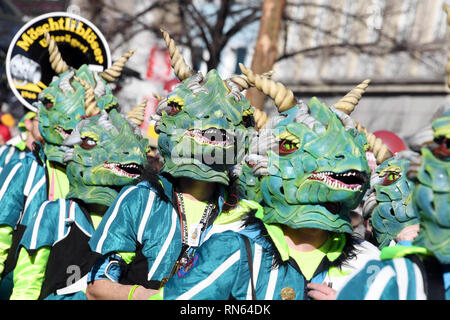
[
  {"x1": 88, "y1": 185, "x2": 149, "y2": 255},
  {"x1": 0, "y1": 160, "x2": 25, "y2": 227},
  {"x1": 337, "y1": 257, "x2": 427, "y2": 300},
  {"x1": 162, "y1": 231, "x2": 248, "y2": 300}
]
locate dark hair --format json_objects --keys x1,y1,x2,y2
[
  {"x1": 138, "y1": 165, "x2": 170, "y2": 203},
  {"x1": 242, "y1": 211, "x2": 360, "y2": 271}
]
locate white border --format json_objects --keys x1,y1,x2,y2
[{"x1": 6, "y1": 11, "x2": 112, "y2": 111}]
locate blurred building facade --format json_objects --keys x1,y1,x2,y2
[
  {"x1": 276, "y1": 0, "x2": 450, "y2": 142},
  {"x1": 2, "y1": 0, "x2": 450, "y2": 144}
]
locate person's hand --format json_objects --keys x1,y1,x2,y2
[
  {"x1": 395, "y1": 224, "x2": 420, "y2": 243},
  {"x1": 306, "y1": 282, "x2": 337, "y2": 300}
]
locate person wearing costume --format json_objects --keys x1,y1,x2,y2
[
  {"x1": 336, "y1": 108, "x2": 450, "y2": 300},
  {"x1": 0, "y1": 111, "x2": 44, "y2": 299},
  {"x1": 0, "y1": 32, "x2": 133, "y2": 299},
  {"x1": 363, "y1": 153, "x2": 420, "y2": 248},
  {"x1": 10, "y1": 76, "x2": 149, "y2": 299},
  {"x1": 85, "y1": 30, "x2": 259, "y2": 300},
  {"x1": 147, "y1": 66, "x2": 383, "y2": 300},
  {"x1": 0, "y1": 112, "x2": 38, "y2": 174}
]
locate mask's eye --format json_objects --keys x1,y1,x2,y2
[
  {"x1": 80, "y1": 136, "x2": 97, "y2": 150},
  {"x1": 381, "y1": 171, "x2": 401, "y2": 186},
  {"x1": 279, "y1": 139, "x2": 298, "y2": 155},
  {"x1": 242, "y1": 109, "x2": 255, "y2": 128},
  {"x1": 43, "y1": 97, "x2": 53, "y2": 109},
  {"x1": 432, "y1": 136, "x2": 450, "y2": 159},
  {"x1": 167, "y1": 96, "x2": 184, "y2": 116},
  {"x1": 242, "y1": 114, "x2": 255, "y2": 128}
]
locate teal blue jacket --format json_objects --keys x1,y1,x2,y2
[
  {"x1": 336, "y1": 245, "x2": 450, "y2": 300},
  {"x1": 88, "y1": 175, "x2": 242, "y2": 289},
  {"x1": 0, "y1": 145, "x2": 27, "y2": 174},
  {"x1": 0, "y1": 145, "x2": 47, "y2": 229},
  {"x1": 161, "y1": 229, "x2": 308, "y2": 300},
  {"x1": 159, "y1": 227, "x2": 380, "y2": 300},
  {"x1": 18, "y1": 198, "x2": 97, "y2": 300}
]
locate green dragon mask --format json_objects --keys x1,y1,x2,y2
[
  {"x1": 238, "y1": 66, "x2": 372, "y2": 233},
  {"x1": 152, "y1": 30, "x2": 256, "y2": 185},
  {"x1": 411, "y1": 108, "x2": 450, "y2": 263},
  {"x1": 250, "y1": 100, "x2": 370, "y2": 233},
  {"x1": 365, "y1": 155, "x2": 419, "y2": 248},
  {"x1": 61, "y1": 108, "x2": 148, "y2": 206},
  {"x1": 34, "y1": 32, "x2": 135, "y2": 163},
  {"x1": 35, "y1": 65, "x2": 118, "y2": 163}
]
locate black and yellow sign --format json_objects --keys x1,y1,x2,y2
[{"x1": 6, "y1": 12, "x2": 111, "y2": 111}]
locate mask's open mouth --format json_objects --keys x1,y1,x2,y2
[
  {"x1": 186, "y1": 128, "x2": 234, "y2": 147},
  {"x1": 103, "y1": 162, "x2": 143, "y2": 178},
  {"x1": 310, "y1": 170, "x2": 367, "y2": 191},
  {"x1": 56, "y1": 126, "x2": 72, "y2": 138}
]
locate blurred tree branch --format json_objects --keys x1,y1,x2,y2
[{"x1": 71, "y1": 0, "x2": 446, "y2": 76}]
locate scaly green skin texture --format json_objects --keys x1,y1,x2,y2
[
  {"x1": 370, "y1": 157, "x2": 418, "y2": 248},
  {"x1": 412, "y1": 109, "x2": 450, "y2": 263},
  {"x1": 65, "y1": 109, "x2": 148, "y2": 206},
  {"x1": 253, "y1": 98, "x2": 370, "y2": 233},
  {"x1": 157, "y1": 69, "x2": 254, "y2": 185},
  {"x1": 35, "y1": 65, "x2": 117, "y2": 163},
  {"x1": 239, "y1": 162, "x2": 262, "y2": 203}
]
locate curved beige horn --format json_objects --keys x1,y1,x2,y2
[
  {"x1": 334, "y1": 79, "x2": 371, "y2": 115},
  {"x1": 239, "y1": 63, "x2": 296, "y2": 112},
  {"x1": 228, "y1": 70, "x2": 274, "y2": 92},
  {"x1": 74, "y1": 76, "x2": 100, "y2": 117},
  {"x1": 152, "y1": 93, "x2": 163, "y2": 102},
  {"x1": 254, "y1": 109, "x2": 270, "y2": 131},
  {"x1": 126, "y1": 99, "x2": 148, "y2": 126},
  {"x1": 44, "y1": 32, "x2": 70, "y2": 74},
  {"x1": 100, "y1": 49, "x2": 135, "y2": 82},
  {"x1": 355, "y1": 122, "x2": 393, "y2": 164},
  {"x1": 160, "y1": 29, "x2": 195, "y2": 81}
]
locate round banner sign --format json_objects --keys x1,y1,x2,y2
[{"x1": 6, "y1": 12, "x2": 111, "y2": 111}]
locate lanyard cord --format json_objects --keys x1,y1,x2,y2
[
  {"x1": 161, "y1": 190, "x2": 217, "y2": 288},
  {"x1": 175, "y1": 191, "x2": 215, "y2": 263}
]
